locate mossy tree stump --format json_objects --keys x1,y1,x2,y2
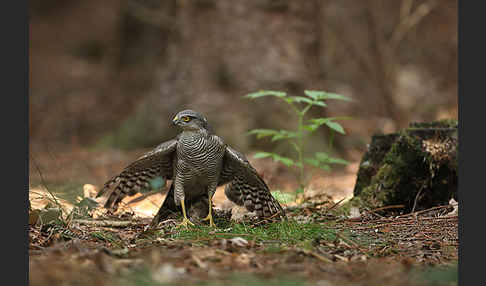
[{"x1": 352, "y1": 119, "x2": 458, "y2": 213}]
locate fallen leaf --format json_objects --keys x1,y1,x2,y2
[{"x1": 229, "y1": 237, "x2": 248, "y2": 247}]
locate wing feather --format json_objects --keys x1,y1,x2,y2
[
  {"x1": 97, "y1": 139, "x2": 178, "y2": 209},
  {"x1": 219, "y1": 146, "x2": 285, "y2": 218}
]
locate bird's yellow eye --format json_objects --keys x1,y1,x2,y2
[{"x1": 182, "y1": 116, "x2": 191, "y2": 122}]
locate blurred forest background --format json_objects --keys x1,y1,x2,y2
[{"x1": 29, "y1": 0, "x2": 457, "y2": 200}]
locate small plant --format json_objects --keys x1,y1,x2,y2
[{"x1": 245, "y1": 90, "x2": 351, "y2": 195}]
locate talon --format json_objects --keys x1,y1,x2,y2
[
  {"x1": 177, "y1": 198, "x2": 194, "y2": 229},
  {"x1": 202, "y1": 213, "x2": 216, "y2": 228},
  {"x1": 177, "y1": 217, "x2": 195, "y2": 228}
]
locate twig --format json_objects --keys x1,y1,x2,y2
[
  {"x1": 336, "y1": 232, "x2": 368, "y2": 254},
  {"x1": 369, "y1": 204, "x2": 405, "y2": 213},
  {"x1": 72, "y1": 219, "x2": 142, "y2": 228},
  {"x1": 298, "y1": 248, "x2": 333, "y2": 263},
  {"x1": 191, "y1": 254, "x2": 208, "y2": 269},
  {"x1": 342, "y1": 205, "x2": 405, "y2": 222},
  {"x1": 349, "y1": 215, "x2": 457, "y2": 230},
  {"x1": 336, "y1": 232, "x2": 360, "y2": 249},
  {"x1": 411, "y1": 184, "x2": 426, "y2": 213},
  {"x1": 397, "y1": 205, "x2": 452, "y2": 218},
  {"x1": 30, "y1": 154, "x2": 60, "y2": 207},
  {"x1": 251, "y1": 210, "x2": 285, "y2": 226},
  {"x1": 364, "y1": 204, "x2": 406, "y2": 217},
  {"x1": 127, "y1": 190, "x2": 163, "y2": 204},
  {"x1": 327, "y1": 197, "x2": 346, "y2": 212}
]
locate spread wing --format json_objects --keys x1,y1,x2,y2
[
  {"x1": 97, "y1": 139, "x2": 178, "y2": 209},
  {"x1": 219, "y1": 146, "x2": 285, "y2": 218}
]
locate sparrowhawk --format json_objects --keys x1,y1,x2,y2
[{"x1": 97, "y1": 110, "x2": 285, "y2": 228}]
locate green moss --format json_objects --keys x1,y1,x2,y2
[
  {"x1": 353, "y1": 133, "x2": 400, "y2": 196},
  {"x1": 353, "y1": 120, "x2": 458, "y2": 212},
  {"x1": 358, "y1": 134, "x2": 431, "y2": 210}
]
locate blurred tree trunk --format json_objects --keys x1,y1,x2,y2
[{"x1": 29, "y1": 0, "x2": 457, "y2": 154}]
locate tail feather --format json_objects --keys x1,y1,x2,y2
[
  {"x1": 225, "y1": 177, "x2": 285, "y2": 219},
  {"x1": 98, "y1": 166, "x2": 160, "y2": 209}
]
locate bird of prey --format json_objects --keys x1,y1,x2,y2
[{"x1": 97, "y1": 109, "x2": 285, "y2": 228}]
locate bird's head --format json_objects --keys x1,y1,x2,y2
[{"x1": 172, "y1": 109, "x2": 211, "y2": 132}]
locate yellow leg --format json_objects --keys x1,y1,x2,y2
[
  {"x1": 202, "y1": 197, "x2": 216, "y2": 228},
  {"x1": 177, "y1": 199, "x2": 194, "y2": 228}
]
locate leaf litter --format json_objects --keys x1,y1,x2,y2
[
  {"x1": 29, "y1": 189, "x2": 457, "y2": 286},
  {"x1": 29, "y1": 150, "x2": 457, "y2": 285}
]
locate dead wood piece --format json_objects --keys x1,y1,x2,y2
[{"x1": 72, "y1": 219, "x2": 142, "y2": 228}]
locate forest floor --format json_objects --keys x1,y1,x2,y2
[{"x1": 29, "y1": 147, "x2": 458, "y2": 286}]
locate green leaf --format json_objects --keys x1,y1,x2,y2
[
  {"x1": 283, "y1": 97, "x2": 295, "y2": 104},
  {"x1": 318, "y1": 165, "x2": 331, "y2": 171},
  {"x1": 327, "y1": 157, "x2": 349, "y2": 165},
  {"x1": 271, "y1": 154, "x2": 295, "y2": 167},
  {"x1": 304, "y1": 90, "x2": 352, "y2": 101},
  {"x1": 307, "y1": 118, "x2": 329, "y2": 125},
  {"x1": 326, "y1": 116, "x2": 353, "y2": 121},
  {"x1": 294, "y1": 162, "x2": 303, "y2": 168},
  {"x1": 253, "y1": 152, "x2": 272, "y2": 159},
  {"x1": 247, "y1": 129, "x2": 279, "y2": 139},
  {"x1": 302, "y1": 124, "x2": 319, "y2": 132},
  {"x1": 271, "y1": 130, "x2": 299, "y2": 142},
  {"x1": 319, "y1": 92, "x2": 353, "y2": 101},
  {"x1": 245, "y1": 90, "x2": 287, "y2": 99},
  {"x1": 311, "y1": 101, "x2": 327, "y2": 107},
  {"x1": 254, "y1": 152, "x2": 296, "y2": 167},
  {"x1": 307, "y1": 117, "x2": 350, "y2": 130},
  {"x1": 314, "y1": 152, "x2": 349, "y2": 166},
  {"x1": 325, "y1": 121, "x2": 346, "y2": 134},
  {"x1": 304, "y1": 90, "x2": 325, "y2": 100},
  {"x1": 289, "y1": 96, "x2": 314, "y2": 105},
  {"x1": 304, "y1": 158, "x2": 320, "y2": 167},
  {"x1": 315, "y1": 152, "x2": 330, "y2": 162}
]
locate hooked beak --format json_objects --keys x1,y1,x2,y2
[{"x1": 172, "y1": 115, "x2": 179, "y2": 126}]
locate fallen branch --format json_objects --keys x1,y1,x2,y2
[{"x1": 72, "y1": 219, "x2": 142, "y2": 228}]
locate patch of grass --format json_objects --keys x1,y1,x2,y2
[{"x1": 168, "y1": 220, "x2": 337, "y2": 246}]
